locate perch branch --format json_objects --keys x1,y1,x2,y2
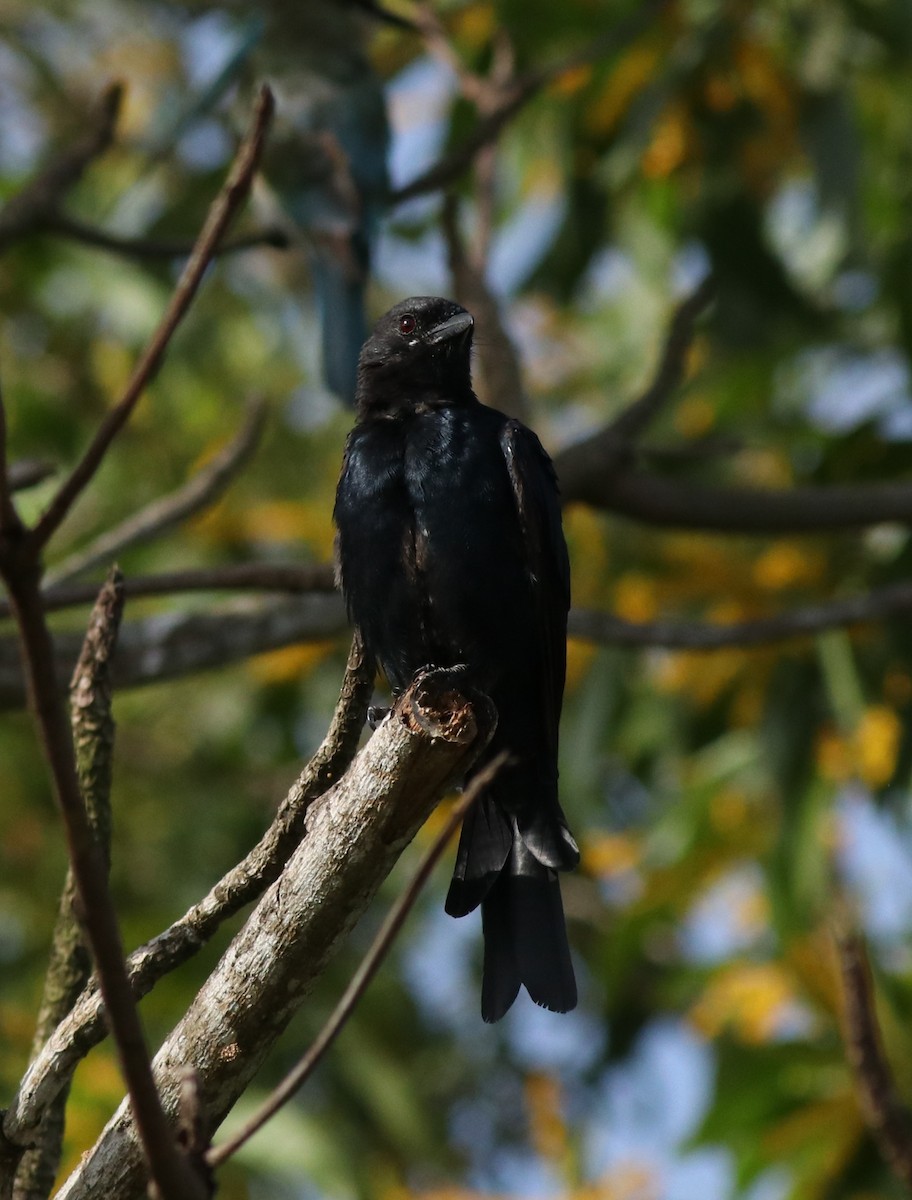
[
  {"x1": 209, "y1": 750, "x2": 509, "y2": 1167},
  {"x1": 51, "y1": 672, "x2": 495, "y2": 1200}
]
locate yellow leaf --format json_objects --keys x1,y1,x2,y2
[
  {"x1": 641, "y1": 103, "x2": 693, "y2": 179},
  {"x1": 690, "y1": 961, "x2": 804, "y2": 1044},
  {"x1": 582, "y1": 831, "x2": 641, "y2": 877},
  {"x1": 854, "y1": 705, "x2": 901, "y2": 789},
  {"x1": 453, "y1": 2, "x2": 495, "y2": 48},
  {"x1": 673, "y1": 393, "x2": 715, "y2": 439},
  {"x1": 614, "y1": 572, "x2": 659, "y2": 623},
  {"x1": 524, "y1": 1071, "x2": 568, "y2": 1164},
  {"x1": 585, "y1": 44, "x2": 661, "y2": 135},
  {"x1": 549, "y1": 63, "x2": 593, "y2": 97},
  {"x1": 248, "y1": 641, "x2": 336, "y2": 684},
  {"x1": 753, "y1": 542, "x2": 825, "y2": 591}
]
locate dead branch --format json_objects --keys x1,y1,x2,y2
[
  {"x1": 0, "y1": 594, "x2": 347, "y2": 711},
  {"x1": 14, "y1": 573, "x2": 125, "y2": 1200},
  {"x1": 209, "y1": 750, "x2": 508, "y2": 1168},
  {"x1": 5, "y1": 637, "x2": 373, "y2": 1153},
  {"x1": 50, "y1": 672, "x2": 494, "y2": 1200},
  {"x1": 834, "y1": 923, "x2": 912, "y2": 1191},
  {"x1": 568, "y1": 581, "x2": 912, "y2": 649}
]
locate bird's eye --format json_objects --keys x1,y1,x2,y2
[{"x1": 398, "y1": 314, "x2": 417, "y2": 336}]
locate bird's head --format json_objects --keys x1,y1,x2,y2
[{"x1": 355, "y1": 296, "x2": 475, "y2": 416}]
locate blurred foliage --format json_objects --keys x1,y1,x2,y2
[{"x1": 3, "y1": 1, "x2": 912, "y2": 1198}]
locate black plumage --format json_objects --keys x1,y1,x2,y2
[{"x1": 333, "y1": 296, "x2": 578, "y2": 1021}]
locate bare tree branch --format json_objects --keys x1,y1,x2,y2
[
  {"x1": 14, "y1": 573, "x2": 125, "y2": 1200},
  {"x1": 0, "y1": 594, "x2": 346, "y2": 711},
  {"x1": 834, "y1": 922, "x2": 912, "y2": 1191},
  {"x1": 568, "y1": 582, "x2": 912, "y2": 649},
  {"x1": 51, "y1": 672, "x2": 494, "y2": 1200},
  {"x1": 442, "y1": 198, "x2": 528, "y2": 421},
  {"x1": 555, "y1": 276, "x2": 715, "y2": 493},
  {"x1": 8, "y1": 460, "x2": 57, "y2": 493},
  {"x1": 561, "y1": 466, "x2": 912, "y2": 533},
  {"x1": 32, "y1": 85, "x2": 275, "y2": 550},
  {"x1": 209, "y1": 749, "x2": 509, "y2": 1168},
  {"x1": 44, "y1": 213, "x2": 289, "y2": 261},
  {"x1": 0, "y1": 562, "x2": 336, "y2": 621},
  {"x1": 5, "y1": 637, "x2": 374, "y2": 1152},
  {"x1": 0, "y1": 87, "x2": 278, "y2": 1200},
  {"x1": 0, "y1": 554, "x2": 205, "y2": 1200},
  {"x1": 45, "y1": 397, "x2": 269, "y2": 586}
]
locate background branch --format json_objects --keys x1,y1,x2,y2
[
  {"x1": 32, "y1": 85, "x2": 275, "y2": 549},
  {"x1": 835, "y1": 922, "x2": 912, "y2": 1191},
  {"x1": 0, "y1": 84, "x2": 124, "y2": 253},
  {"x1": 392, "y1": 2, "x2": 668, "y2": 203},
  {"x1": 44, "y1": 214, "x2": 289, "y2": 261},
  {"x1": 46, "y1": 397, "x2": 269, "y2": 586}
]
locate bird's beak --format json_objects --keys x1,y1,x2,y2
[{"x1": 426, "y1": 311, "x2": 474, "y2": 344}]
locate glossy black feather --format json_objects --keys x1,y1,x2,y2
[{"x1": 334, "y1": 296, "x2": 578, "y2": 1019}]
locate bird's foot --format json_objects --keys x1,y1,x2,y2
[{"x1": 367, "y1": 705, "x2": 390, "y2": 730}]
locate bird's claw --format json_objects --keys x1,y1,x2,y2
[{"x1": 367, "y1": 705, "x2": 390, "y2": 730}]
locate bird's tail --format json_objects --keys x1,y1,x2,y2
[{"x1": 445, "y1": 792, "x2": 577, "y2": 1022}]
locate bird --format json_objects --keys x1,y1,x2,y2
[{"x1": 334, "y1": 296, "x2": 578, "y2": 1021}]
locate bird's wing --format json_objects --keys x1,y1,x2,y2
[{"x1": 498, "y1": 420, "x2": 571, "y2": 756}]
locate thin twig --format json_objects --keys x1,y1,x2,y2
[
  {"x1": 45, "y1": 397, "x2": 269, "y2": 586},
  {"x1": 0, "y1": 383, "x2": 20, "y2": 533},
  {"x1": 834, "y1": 921, "x2": 912, "y2": 1191},
  {"x1": 0, "y1": 84, "x2": 124, "y2": 252},
  {"x1": 5, "y1": 639, "x2": 373, "y2": 1144},
  {"x1": 556, "y1": 277, "x2": 715, "y2": 490},
  {"x1": 0, "y1": 567, "x2": 205, "y2": 1200},
  {"x1": 33, "y1": 85, "x2": 275, "y2": 549},
  {"x1": 603, "y1": 276, "x2": 716, "y2": 442},
  {"x1": 0, "y1": 84, "x2": 278, "y2": 1200},
  {"x1": 442, "y1": 198, "x2": 528, "y2": 421},
  {"x1": 8, "y1": 460, "x2": 57, "y2": 493},
  {"x1": 45, "y1": 213, "x2": 289, "y2": 261},
  {"x1": 392, "y1": 1, "x2": 669, "y2": 203},
  {"x1": 208, "y1": 750, "x2": 509, "y2": 1168},
  {"x1": 13, "y1": 572, "x2": 125, "y2": 1200}
]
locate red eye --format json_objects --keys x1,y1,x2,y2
[{"x1": 398, "y1": 314, "x2": 417, "y2": 335}]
